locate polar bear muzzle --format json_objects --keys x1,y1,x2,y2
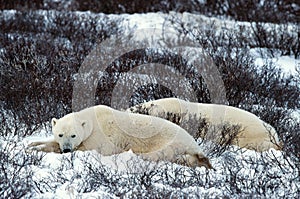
[
  {"x1": 60, "y1": 137, "x2": 79, "y2": 153},
  {"x1": 62, "y1": 143, "x2": 72, "y2": 153}
]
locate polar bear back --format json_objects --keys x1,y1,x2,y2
[
  {"x1": 29, "y1": 104, "x2": 213, "y2": 168},
  {"x1": 127, "y1": 98, "x2": 281, "y2": 151},
  {"x1": 79, "y1": 105, "x2": 203, "y2": 155}
]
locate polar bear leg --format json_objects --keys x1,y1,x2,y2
[
  {"x1": 27, "y1": 140, "x2": 61, "y2": 153},
  {"x1": 140, "y1": 148, "x2": 213, "y2": 169}
]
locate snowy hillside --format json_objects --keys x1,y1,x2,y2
[{"x1": 0, "y1": 1, "x2": 299, "y2": 198}]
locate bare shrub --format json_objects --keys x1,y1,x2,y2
[
  {"x1": 32, "y1": 152, "x2": 84, "y2": 194},
  {"x1": 169, "y1": 15, "x2": 299, "y2": 141},
  {"x1": 0, "y1": 10, "x2": 122, "y2": 136},
  {"x1": 220, "y1": 149, "x2": 300, "y2": 197},
  {"x1": 0, "y1": 3, "x2": 299, "y2": 198},
  {"x1": 1, "y1": 0, "x2": 298, "y2": 24},
  {"x1": 0, "y1": 0, "x2": 44, "y2": 10},
  {"x1": 78, "y1": 150, "x2": 299, "y2": 197},
  {"x1": 167, "y1": 16, "x2": 299, "y2": 110},
  {"x1": 201, "y1": 123, "x2": 242, "y2": 157},
  {"x1": 0, "y1": 140, "x2": 43, "y2": 198},
  {"x1": 5, "y1": 145, "x2": 297, "y2": 198},
  {"x1": 0, "y1": 104, "x2": 45, "y2": 137},
  {"x1": 0, "y1": 43, "x2": 76, "y2": 131},
  {"x1": 280, "y1": 116, "x2": 300, "y2": 165},
  {"x1": 128, "y1": 103, "x2": 241, "y2": 157},
  {"x1": 129, "y1": 84, "x2": 175, "y2": 106},
  {"x1": 251, "y1": 23, "x2": 299, "y2": 58},
  {"x1": 79, "y1": 155, "x2": 208, "y2": 197},
  {"x1": 204, "y1": 0, "x2": 299, "y2": 23},
  {"x1": 95, "y1": 48, "x2": 210, "y2": 106}
]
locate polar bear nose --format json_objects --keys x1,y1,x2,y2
[
  {"x1": 63, "y1": 148, "x2": 71, "y2": 153},
  {"x1": 62, "y1": 143, "x2": 72, "y2": 153}
]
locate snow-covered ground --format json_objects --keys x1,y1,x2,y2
[
  {"x1": 250, "y1": 48, "x2": 299, "y2": 76},
  {"x1": 1, "y1": 130, "x2": 297, "y2": 198},
  {"x1": 1, "y1": 9, "x2": 299, "y2": 199}
]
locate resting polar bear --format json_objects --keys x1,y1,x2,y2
[
  {"x1": 28, "y1": 105, "x2": 213, "y2": 169},
  {"x1": 127, "y1": 98, "x2": 281, "y2": 151}
]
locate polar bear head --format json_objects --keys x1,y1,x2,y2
[{"x1": 51, "y1": 113, "x2": 93, "y2": 153}]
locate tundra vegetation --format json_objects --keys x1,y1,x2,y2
[{"x1": 0, "y1": 0, "x2": 299, "y2": 198}]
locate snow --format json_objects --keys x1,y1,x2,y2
[
  {"x1": 117, "y1": 12, "x2": 299, "y2": 77},
  {"x1": 275, "y1": 56, "x2": 299, "y2": 75},
  {"x1": 253, "y1": 53, "x2": 299, "y2": 75},
  {"x1": 123, "y1": 12, "x2": 165, "y2": 30},
  {"x1": 290, "y1": 109, "x2": 300, "y2": 122},
  {"x1": 1, "y1": 134, "x2": 297, "y2": 198},
  {"x1": 1, "y1": 7, "x2": 299, "y2": 199},
  {"x1": 2, "y1": 133, "x2": 299, "y2": 197}
]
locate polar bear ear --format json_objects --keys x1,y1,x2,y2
[
  {"x1": 81, "y1": 121, "x2": 89, "y2": 128},
  {"x1": 81, "y1": 121, "x2": 86, "y2": 127},
  {"x1": 51, "y1": 118, "x2": 58, "y2": 127},
  {"x1": 81, "y1": 120, "x2": 92, "y2": 133}
]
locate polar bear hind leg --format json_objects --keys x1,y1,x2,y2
[
  {"x1": 140, "y1": 149, "x2": 213, "y2": 169},
  {"x1": 177, "y1": 154, "x2": 214, "y2": 169}
]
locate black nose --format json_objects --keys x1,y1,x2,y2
[{"x1": 63, "y1": 149, "x2": 71, "y2": 153}]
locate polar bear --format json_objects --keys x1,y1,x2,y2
[
  {"x1": 126, "y1": 98, "x2": 282, "y2": 151},
  {"x1": 28, "y1": 105, "x2": 213, "y2": 169}
]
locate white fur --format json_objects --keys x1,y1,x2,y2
[
  {"x1": 127, "y1": 98, "x2": 282, "y2": 151},
  {"x1": 28, "y1": 105, "x2": 213, "y2": 169}
]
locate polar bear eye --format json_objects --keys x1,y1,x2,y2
[
  {"x1": 71, "y1": 135, "x2": 76, "y2": 138},
  {"x1": 58, "y1": 134, "x2": 63, "y2": 138}
]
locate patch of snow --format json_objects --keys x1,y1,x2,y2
[
  {"x1": 290, "y1": 109, "x2": 300, "y2": 122},
  {"x1": 276, "y1": 56, "x2": 299, "y2": 75},
  {"x1": 251, "y1": 48, "x2": 299, "y2": 75}
]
